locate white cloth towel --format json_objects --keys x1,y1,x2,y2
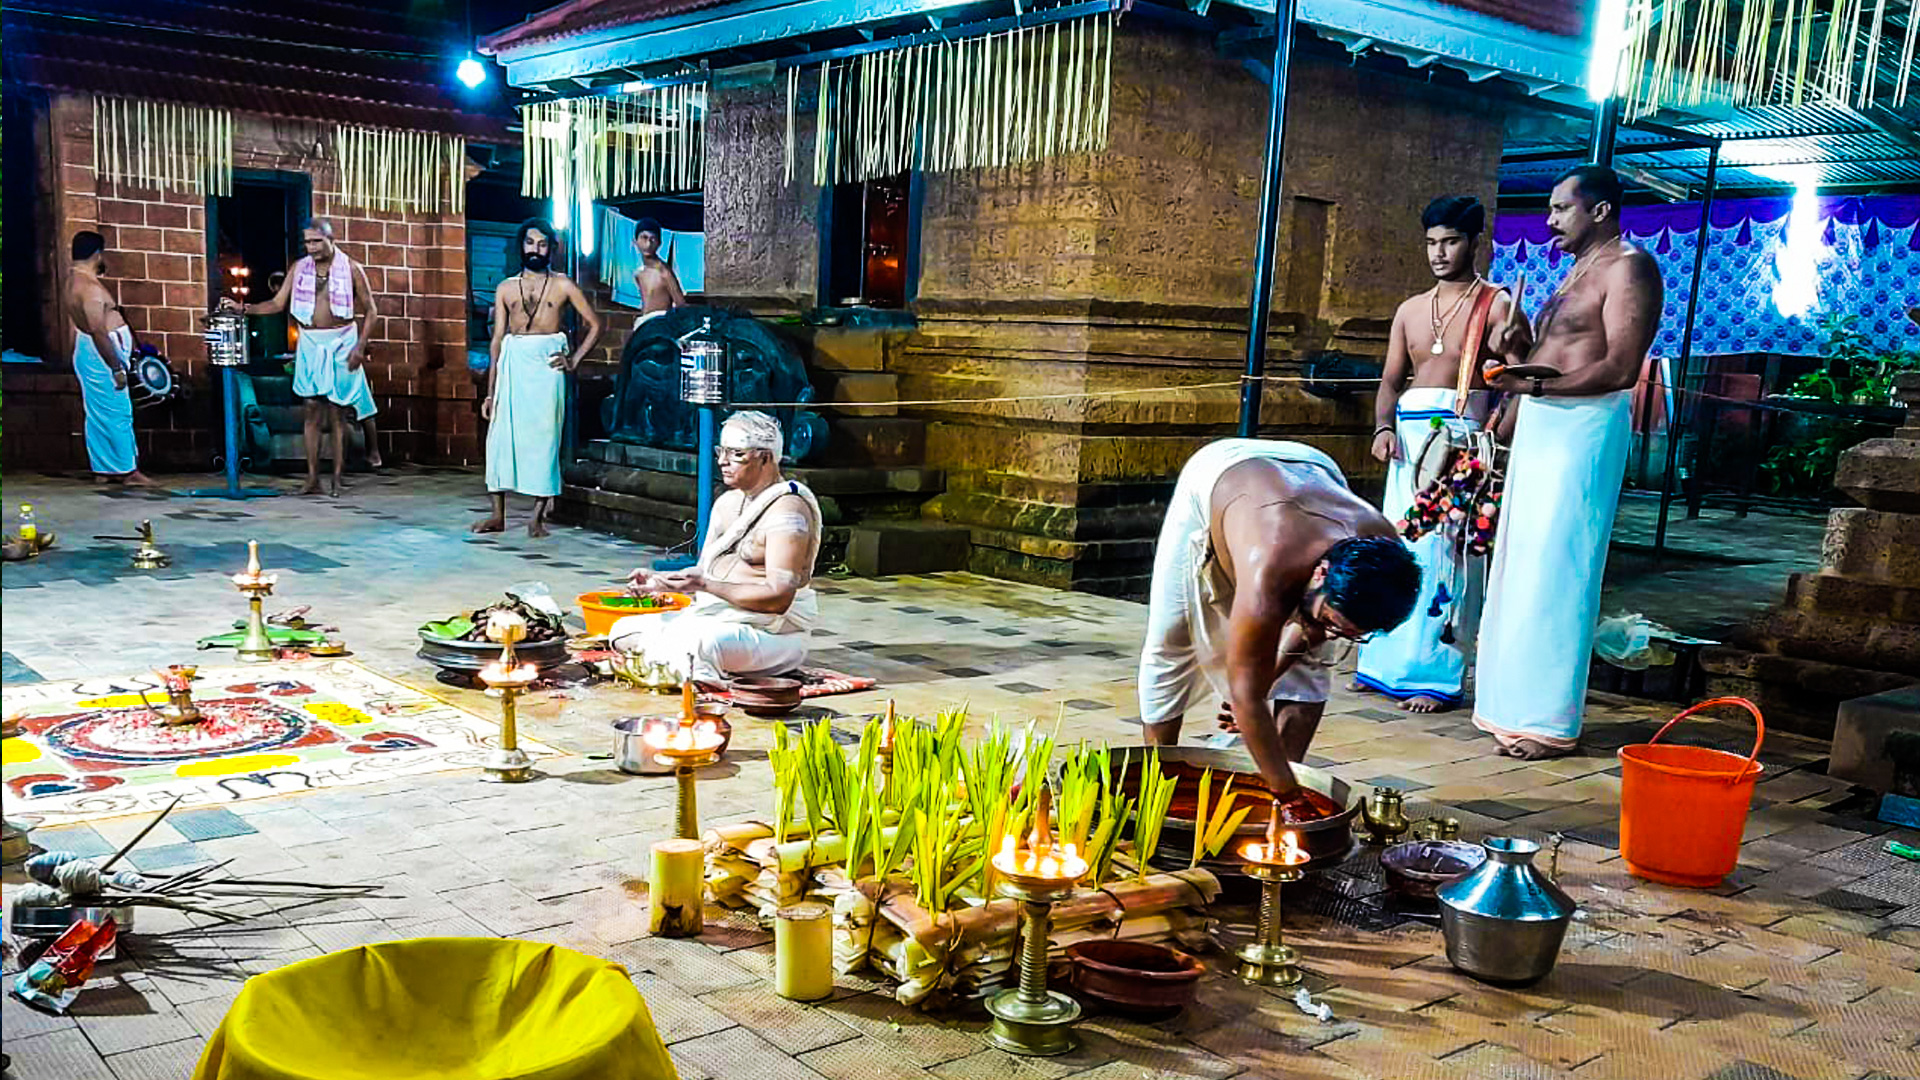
[
  {"x1": 483, "y1": 333, "x2": 568, "y2": 498},
  {"x1": 1473, "y1": 391, "x2": 1632, "y2": 750},
  {"x1": 74, "y1": 325, "x2": 138, "y2": 475}
]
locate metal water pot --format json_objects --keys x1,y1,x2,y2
[{"x1": 1437, "y1": 837, "x2": 1575, "y2": 985}]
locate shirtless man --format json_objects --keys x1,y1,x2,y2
[
  {"x1": 65, "y1": 231, "x2": 152, "y2": 486},
  {"x1": 474, "y1": 219, "x2": 603, "y2": 538},
  {"x1": 1472, "y1": 165, "x2": 1664, "y2": 759},
  {"x1": 1352, "y1": 196, "x2": 1511, "y2": 714},
  {"x1": 632, "y1": 218, "x2": 687, "y2": 319},
  {"x1": 223, "y1": 220, "x2": 377, "y2": 496},
  {"x1": 1139, "y1": 439, "x2": 1420, "y2": 804}
]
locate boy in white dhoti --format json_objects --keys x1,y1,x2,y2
[
  {"x1": 1138, "y1": 438, "x2": 1421, "y2": 805},
  {"x1": 1354, "y1": 196, "x2": 1510, "y2": 713},
  {"x1": 1474, "y1": 166, "x2": 1664, "y2": 759},
  {"x1": 64, "y1": 231, "x2": 151, "y2": 486},
  {"x1": 474, "y1": 219, "x2": 603, "y2": 538},
  {"x1": 612, "y1": 411, "x2": 822, "y2": 682},
  {"x1": 223, "y1": 220, "x2": 377, "y2": 497}
]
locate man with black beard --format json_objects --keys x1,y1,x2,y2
[{"x1": 473, "y1": 219, "x2": 603, "y2": 537}]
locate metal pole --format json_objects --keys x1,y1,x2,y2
[
  {"x1": 1587, "y1": 98, "x2": 1619, "y2": 166},
  {"x1": 1653, "y1": 141, "x2": 1720, "y2": 557},
  {"x1": 223, "y1": 366, "x2": 243, "y2": 496},
  {"x1": 1238, "y1": 0, "x2": 1299, "y2": 438},
  {"x1": 695, "y1": 404, "x2": 719, "y2": 545}
]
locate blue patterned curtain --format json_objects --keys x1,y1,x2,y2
[{"x1": 1491, "y1": 195, "x2": 1920, "y2": 358}]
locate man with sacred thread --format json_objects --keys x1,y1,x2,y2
[
  {"x1": 221, "y1": 219, "x2": 378, "y2": 497},
  {"x1": 612, "y1": 411, "x2": 824, "y2": 683},
  {"x1": 1473, "y1": 165, "x2": 1664, "y2": 760},
  {"x1": 1137, "y1": 438, "x2": 1421, "y2": 811},
  {"x1": 65, "y1": 231, "x2": 152, "y2": 486},
  {"x1": 1352, "y1": 195, "x2": 1511, "y2": 714},
  {"x1": 473, "y1": 219, "x2": 603, "y2": 538}
]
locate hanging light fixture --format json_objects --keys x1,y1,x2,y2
[{"x1": 457, "y1": 55, "x2": 487, "y2": 89}]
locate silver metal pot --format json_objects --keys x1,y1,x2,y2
[
  {"x1": 1437, "y1": 837, "x2": 1575, "y2": 985},
  {"x1": 613, "y1": 707, "x2": 729, "y2": 776}
]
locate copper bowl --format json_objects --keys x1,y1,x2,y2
[
  {"x1": 1111, "y1": 746, "x2": 1360, "y2": 875},
  {"x1": 728, "y1": 675, "x2": 802, "y2": 717},
  {"x1": 1382, "y1": 839, "x2": 1487, "y2": 901},
  {"x1": 1066, "y1": 940, "x2": 1204, "y2": 1019}
]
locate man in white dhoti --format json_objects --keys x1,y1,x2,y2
[
  {"x1": 611, "y1": 411, "x2": 822, "y2": 683},
  {"x1": 64, "y1": 231, "x2": 151, "y2": 486},
  {"x1": 1138, "y1": 439, "x2": 1421, "y2": 805},
  {"x1": 1353, "y1": 196, "x2": 1510, "y2": 714},
  {"x1": 223, "y1": 220, "x2": 377, "y2": 496},
  {"x1": 1474, "y1": 165, "x2": 1663, "y2": 759},
  {"x1": 473, "y1": 219, "x2": 603, "y2": 538}
]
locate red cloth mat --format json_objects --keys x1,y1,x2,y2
[
  {"x1": 706, "y1": 667, "x2": 878, "y2": 700},
  {"x1": 572, "y1": 653, "x2": 876, "y2": 700}
]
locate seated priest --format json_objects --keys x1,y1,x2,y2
[{"x1": 612, "y1": 411, "x2": 823, "y2": 682}]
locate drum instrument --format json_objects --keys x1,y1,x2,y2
[{"x1": 126, "y1": 345, "x2": 179, "y2": 410}]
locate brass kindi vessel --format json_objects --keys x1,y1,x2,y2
[{"x1": 1358, "y1": 786, "x2": 1412, "y2": 845}]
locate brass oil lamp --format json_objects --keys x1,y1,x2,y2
[
  {"x1": 645, "y1": 678, "x2": 725, "y2": 839},
  {"x1": 230, "y1": 541, "x2": 278, "y2": 663},
  {"x1": 477, "y1": 611, "x2": 537, "y2": 783},
  {"x1": 1237, "y1": 807, "x2": 1310, "y2": 987},
  {"x1": 985, "y1": 786, "x2": 1088, "y2": 1057}
]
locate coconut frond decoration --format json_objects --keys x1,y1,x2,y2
[
  {"x1": 1608, "y1": 0, "x2": 1920, "y2": 120},
  {"x1": 93, "y1": 96, "x2": 234, "y2": 196},
  {"x1": 330, "y1": 126, "x2": 467, "y2": 215},
  {"x1": 785, "y1": 10, "x2": 1114, "y2": 185},
  {"x1": 519, "y1": 85, "x2": 708, "y2": 202}
]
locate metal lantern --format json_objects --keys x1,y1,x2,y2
[
  {"x1": 677, "y1": 317, "x2": 726, "y2": 405},
  {"x1": 205, "y1": 311, "x2": 249, "y2": 367}
]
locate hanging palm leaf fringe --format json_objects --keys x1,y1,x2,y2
[
  {"x1": 518, "y1": 85, "x2": 709, "y2": 203},
  {"x1": 92, "y1": 96, "x2": 234, "y2": 197},
  {"x1": 330, "y1": 126, "x2": 468, "y2": 215},
  {"x1": 788, "y1": 11, "x2": 1115, "y2": 185},
  {"x1": 1609, "y1": 0, "x2": 1920, "y2": 120}
]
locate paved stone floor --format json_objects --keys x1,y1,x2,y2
[{"x1": 2, "y1": 470, "x2": 1915, "y2": 1080}]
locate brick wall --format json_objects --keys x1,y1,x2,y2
[{"x1": 2, "y1": 92, "x2": 485, "y2": 472}]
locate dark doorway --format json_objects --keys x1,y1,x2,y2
[
  {"x1": 825, "y1": 173, "x2": 913, "y2": 309},
  {"x1": 2, "y1": 90, "x2": 49, "y2": 356},
  {"x1": 210, "y1": 170, "x2": 311, "y2": 372}
]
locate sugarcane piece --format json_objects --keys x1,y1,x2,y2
[
  {"x1": 100, "y1": 796, "x2": 183, "y2": 874},
  {"x1": 649, "y1": 839, "x2": 706, "y2": 938}
]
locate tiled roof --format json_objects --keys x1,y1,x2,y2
[
  {"x1": 480, "y1": 0, "x2": 727, "y2": 55},
  {"x1": 5, "y1": 0, "x2": 516, "y2": 142},
  {"x1": 1434, "y1": 0, "x2": 1585, "y2": 38}
]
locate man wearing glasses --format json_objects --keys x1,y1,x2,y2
[
  {"x1": 1139, "y1": 439, "x2": 1421, "y2": 810},
  {"x1": 613, "y1": 411, "x2": 823, "y2": 683}
]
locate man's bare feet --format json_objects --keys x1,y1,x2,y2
[
  {"x1": 1498, "y1": 738, "x2": 1575, "y2": 761},
  {"x1": 471, "y1": 516, "x2": 505, "y2": 534},
  {"x1": 1399, "y1": 694, "x2": 1453, "y2": 714},
  {"x1": 93, "y1": 474, "x2": 111, "y2": 485},
  {"x1": 123, "y1": 471, "x2": 155, "y2": 487},
  {"x1": 298, "y1": 480, "x2": 323, "y2": 496},
  {"x1": 1347, "y1": 678, "x2": 1377, "y2": 695},
  {"x1": 367, "y1": 453, "x2": 384, "y2": 469},
  {"x1": 1215, "y1": 704, "x2": 1239, "y2": 734},
  {"x1": 527, "y1": 519, "x2": 551, "y2": 539}
]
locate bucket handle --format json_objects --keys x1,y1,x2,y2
[{"x1": 1646, "y1": 696, "x2": 1765, "y2": 781}]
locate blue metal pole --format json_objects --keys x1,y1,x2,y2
[
  {"x1": 695, "y1": 404, "x2": 719, "y2": 544},
  {"x1": 223, "y1": 366, "x2": 242, "y2": 496}
]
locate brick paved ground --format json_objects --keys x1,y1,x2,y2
[{"x1": 3, "y1": 470, "x2": 1914, "y2": 1080}]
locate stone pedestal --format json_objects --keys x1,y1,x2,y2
[{"x1": 1702, "y1": 372, "x2": 1920, "y2": 737}]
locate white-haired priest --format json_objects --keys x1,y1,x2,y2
[{"x1": 612, "y1": 411, "x2": 824, "y2": 682}]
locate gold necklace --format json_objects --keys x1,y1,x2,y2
[
  {"x1": 1538, "y1": 238, "x2": 1621, "y2": 337},
  {"x1": 1428, "y1": 277, "x2": 1482, "y2": 356}
]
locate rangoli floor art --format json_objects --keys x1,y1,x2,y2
[{"x1": 1, "y1": 659, "x2": 556, "y2": 825}]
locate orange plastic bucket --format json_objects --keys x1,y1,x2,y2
[
  {"x1": 1617, "y1": 697, "x2": 1765, "y2": 888},
  {"x1": 575, "y1": 591, "x2": 691, "y2": 637}
]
